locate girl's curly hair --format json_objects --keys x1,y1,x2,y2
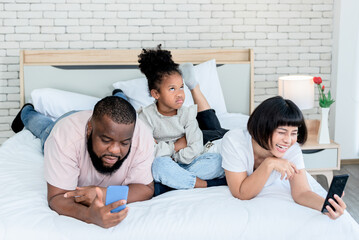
[{"x1": 138, "y1": 44, "x2": 181, "y2": 93}]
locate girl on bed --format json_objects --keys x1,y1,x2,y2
[
  {"x1": 131, "y1": 45, "x2": 227, "y2": 195},
  {"x1": 221, "y1": 96, "x2": 346, "y2": 219}
]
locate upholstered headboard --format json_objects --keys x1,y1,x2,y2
[{"x1": 20, "y1": 49, "x2": 254, "y2": 114}]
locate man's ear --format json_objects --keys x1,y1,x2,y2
[
  {"x1": 150, "y1": 89, "x2": 160, "y2": 100},
  {"x1": 87, "y1": 119, "x2": 92, "y2": 138}
]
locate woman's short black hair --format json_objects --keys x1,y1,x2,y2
[
  {"x1": 138, "y1": 44, "x2": 181, "y2": 94},
  {"x1": 247, "y1": 96, "x2": 307, "y2": 150}
]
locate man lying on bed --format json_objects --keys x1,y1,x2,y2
[{"x1": 11, "y1": 96, "x2": 154, "y2": 228}]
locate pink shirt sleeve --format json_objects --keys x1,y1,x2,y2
[
  {"x1": 123, "y1": 120, "x2": 154, "y2": 186},
  {"x1": 44, "y1": 135, "x2": 80, "y2": 190}
]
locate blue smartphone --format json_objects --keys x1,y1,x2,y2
[{"x1": 105, "y1": 185, "x2": 129, "y2": 213}]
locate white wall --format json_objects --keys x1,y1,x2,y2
[
  {"x1": 332, "y1": 0, "x2": 359, "y2": 160},
  {"x1": 0, "y1": 0, "x2": 335, "y2": 144}
]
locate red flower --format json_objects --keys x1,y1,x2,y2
[
  {"x1": 313, "y1": 76, "x2": 335, "y2": 108},
  {"x1": 313, "y1": 76, "x2": 322, "y2": 85}
]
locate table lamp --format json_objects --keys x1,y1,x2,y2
[
  {"x1": 278, "y1": 75, "x2": 327, "y2": 144},
  {"x1": 278, "y1": 75, "x2": 314, "y2": 110}
]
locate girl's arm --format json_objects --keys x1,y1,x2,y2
[
  {"x1": 226, "y1": 157, "x2": 298, "y2": 200},
  {"x1": 174, "y1": 135, "x2": 187, "y2": 152},
  {"x1": 138, "y1": 111, "x2": 176, "y2": 158},
  {"x1": 174, "y1": 119, "x2": 202, "y2": 164},
  {"x1": 173, "y1": 107, "x2": 203, "y2": 164},
  {"x1": 290, "y1": 169, "x2": 346, "y2": 219}
]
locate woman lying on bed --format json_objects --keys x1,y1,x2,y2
[{"x1": 221, "y1": 96, "x2": 346, "y2": 220}]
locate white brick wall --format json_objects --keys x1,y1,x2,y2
[{"x1": 0, "y1": 0, "x2": 335, "y2": 144}]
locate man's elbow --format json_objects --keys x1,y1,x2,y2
[
  {"x1": 47, "y1": 195, "x2": 62, "y2": 214},
  {"x1": 47, "y1": 193, "x2": 62, "y2": 211},
  {"x1": 146, "y1": 182, "x2": 155, "y2": 199}
]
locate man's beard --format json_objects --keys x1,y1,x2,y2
[{"x1": 87, "y1": 132, "x2": 131, "y2": 175}]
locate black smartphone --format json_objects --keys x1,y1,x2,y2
[{"x1": 321, "y1": 174, "x2": 349, "y2": 213}]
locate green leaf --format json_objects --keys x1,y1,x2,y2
[{"x1": 316, "y1": 83, "x2": 335, "y2": 108}]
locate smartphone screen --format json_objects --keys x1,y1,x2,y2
[
  {"x1": 321, "y1": 174, "x2": 349, "y2": 213},
  {"x1": 105, "y1": 185, "x2": 129, "y2": 213}
]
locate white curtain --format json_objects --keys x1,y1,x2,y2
[{"x1": 333, "y1": 0, "x2": 359, "y2": 160}]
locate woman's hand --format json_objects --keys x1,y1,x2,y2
[
  {"x1": 324, "y1": 194, "x2": 347, "y2": 220},
  {"x1": 267, "y1": 157, "x2": 299, "y2": 180}
]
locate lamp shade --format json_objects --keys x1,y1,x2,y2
[{"x1": 278, "y1": 75, "x2": 314, "y2": 110}]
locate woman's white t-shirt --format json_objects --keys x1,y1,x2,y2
[{"x1": 221, "y1": 128, "x2": 305, "y2": 186}]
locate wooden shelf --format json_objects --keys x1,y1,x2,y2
[{"x1": 301, "y1": 119, "x2": 339, "y2": 150}]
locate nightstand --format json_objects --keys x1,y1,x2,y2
[{"x1": 301, "y1": 120, "x2": 341, "y2": 185}]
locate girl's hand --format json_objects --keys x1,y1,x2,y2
[
  {"x1": 268, "y1": 157, "x2": 299, "y2": 180},
  {"x1": 174, "y1": 135, "x2": 187, "y2": 152},
  {"x1": 324, "y1": 194, "x2": 347, "y2": 220}
]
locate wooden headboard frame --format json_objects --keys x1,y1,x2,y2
[{"x1": 20, "y1": 49, "x2": 254, "y2": 113}]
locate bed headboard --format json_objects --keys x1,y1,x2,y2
[{"x1": 20, "y1": 49, "x2": 254, "y2": 115}]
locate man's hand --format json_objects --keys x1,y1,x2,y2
[
  {"x1": 87, "y1": 187, "x2": 129, "y2": 228},
  {"x1": 64, "y1": 186, "x2": 106, "y2": 207},
  {"x1": 174, "y1": 135, "x2": 187, "y2": 152},
  {"x1": 47, "y1": 183, "x2": 128, "y2": 228}
]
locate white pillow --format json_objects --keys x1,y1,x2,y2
[
  {"x1": 113, "y1": 59, "x2": 228, "y2": 114},
  {"x1": 112, "y1": 77, "x2": 193, "y2": 111},
  {"x1": 113, "y1": 77, "x2": 153, "y2": 111},
  {"x1": 192, "y1": 59, "x2": 227, "y2": 115},
  {"x1": 31, "y1": 88, "x2": 100, "y2": 120}
]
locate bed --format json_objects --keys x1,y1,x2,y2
[{"x1": 1, "y1": 49, "x2": 359, "y2": 240}]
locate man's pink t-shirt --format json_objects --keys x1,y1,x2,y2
[{"x1": 44, "y1": 110, "x2": 154, "y2": 190}]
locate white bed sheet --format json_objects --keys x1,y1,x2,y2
[{"x1": 1, "y1": 114, "x2": 359, "y2": 240}]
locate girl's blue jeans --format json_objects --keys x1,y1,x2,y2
[{"x1": 152, "y1": 153, "x2": 225, "y2": 189}]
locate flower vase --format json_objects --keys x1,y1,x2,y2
[{"x1": 318, "y1": 107, "x2": 331, "y2": 144}]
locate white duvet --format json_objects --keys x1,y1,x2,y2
[{"x1": 1, "y1": 114, "x2": 359, "y2": 240}]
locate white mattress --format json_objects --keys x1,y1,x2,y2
[{"x1": 1, "y1": 113, "x2": 359, "y2": 240}]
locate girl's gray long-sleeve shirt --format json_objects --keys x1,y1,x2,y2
[{"x1": 138, "y1": 103, "x2": 204, "y2": 164}]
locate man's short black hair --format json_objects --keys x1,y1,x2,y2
[
  {"x1": 247, "y1": 96, "x2": 307, "y2": 150},
  {"x1": 92, "y1": 96, "x2": 136, "y2": 124}
]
